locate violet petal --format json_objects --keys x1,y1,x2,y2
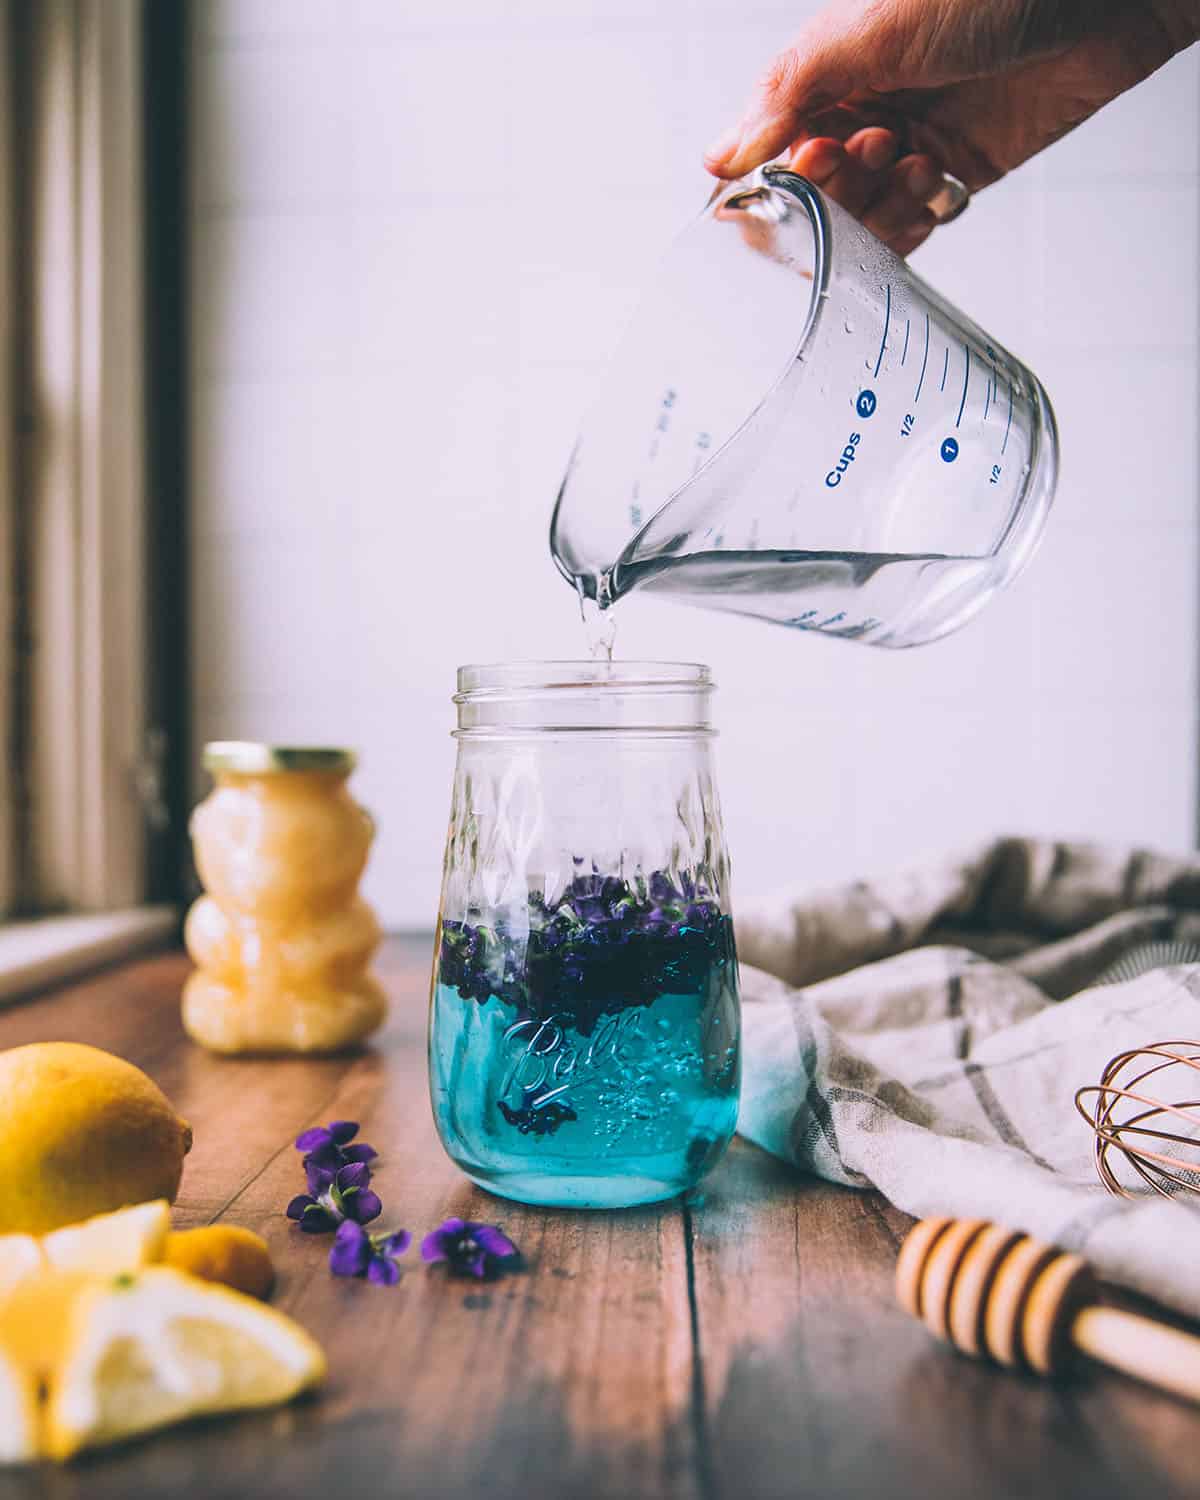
[
  {"x1": 366, "y1": 1255, "x2": 401, "y2": 1286},
  {"x1": 329, "y1": 1121, "x2": 359, "y2": 1144},
  {"x1": 420, "y1": 1229, "x2": 451, "y2": 1264},
  {"x1": 472, "y1": 1224, "x2": 518, "y2": 1261},
  {"x1": 340, "y1": 1143, "x2": 378, "y2": 1164},
  {"x1": 380, "y1": 1229, "x2": 412, "y2": 1257},
  {"x1": 305, "y1": 1161, "x2": 335, "y2": 1196},
  {"x1": 285, "y1": 1194, "x2": 313, "y2": 1222},
  {"x1": 329, "y1": 1220, "x2": 370, "y2": 1276},
  {"x1": 348, "y1": 1188, "x2": 382, "y2": 1224},
  {"x1": 304, "y1": 1145, "x2": 344, "y2": 1176},
  {"x1": 421, "y1": 1217, "x2": 465, "y2": 1263},
  {"x1": 336, "y1": 1161, "x2": 371, "y2": 1193},
  {"x1": 295, "y1": 1126, "x2": 331, "y2": 1152},
  {"x1": 299, "y1": 1204, "x2": 338, "y2": 1233}
]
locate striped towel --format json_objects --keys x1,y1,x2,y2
[{"x1": 736, "y1": 837, "x2": 1200, "y2": 1314}]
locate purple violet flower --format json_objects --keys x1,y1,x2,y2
[
  {"x1": 437, "y1": 865, "x2": 734, "y2": 1037},
  {"x1": 294, "y1": 1120, "x2": 378, "y2": 1174},
  {"x1": 286, "y1": 1159, "x2": 382, "y2": 1234},
  {"x1": 421, "y1": 1218, "x2": 520, "y2": 1280},
  {"x1": 329, "y1": 1220, "x2": 412, "y2": 1285}
]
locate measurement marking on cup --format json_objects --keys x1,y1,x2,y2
[
  {"x1": 1002, "y1": 378, "x2": 1014, "y2": 454},
  {"x1": 984, "y1": 374, "x2": 991, "y2": 421},
  {"x1": 914, "y1": 314, "x2": 930, "y2": 404},
  {"x1": 901, "y1": 318, "x2": 910, "y2": 367},
  {"x1": 940, "y1": 347, "x2": 949, "y2": 392},
  {"x1": 956, "y1": 345, "x2": 969, "y2": 428},
  {"x1": 874, "y1": 283, "x2": 891, "y2": 379}
]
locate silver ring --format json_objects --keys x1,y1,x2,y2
[{"x1": 928, "y1": 172, "x2": 970, "y2": 224}]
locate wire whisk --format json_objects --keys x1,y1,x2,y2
[{"x1": 1075, "y1": 1042, "x2": 1200, "y2": 1199}]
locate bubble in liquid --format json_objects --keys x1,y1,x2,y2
[{"x1": 843, "y1": 320, "x2": 855, "y2": 335}]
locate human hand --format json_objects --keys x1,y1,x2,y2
[{"x1": 705, "y1": 0, "x2": 1200, "y2": 256}]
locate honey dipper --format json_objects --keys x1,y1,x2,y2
[{"x1": 895, "y1": 1217, "x2": 1200, "y2": 1404}]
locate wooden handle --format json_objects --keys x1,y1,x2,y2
[
  {"x1": 1073, "y1": 1305, "x2": 1200, "y2": 1404},
  {"x1": 898, "y1": 1216, "x2": 1200, "y2": 1407}
]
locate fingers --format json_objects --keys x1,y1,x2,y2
[
  {"x1": 787, "y1": 132, "x2": 947, "y2": 257},
  {"x1": 789, "y1": 128, "x2": 899, "y2": 219},
  {"x1": 860, "y1": 153, "x2": 942, "y2": 241},
  {"x1": 704, "y1": 27, "x2": 861, "y2": 178},
  {"x1": 704, "y1": 110, "x2": 814, "y2": 182}
]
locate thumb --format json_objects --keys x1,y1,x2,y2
[{"x1": 704, "y1": 11, "x2": 904, "y2": 178}]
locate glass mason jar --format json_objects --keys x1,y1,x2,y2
[{"x1": 429, "y1": 662, "x2": 740, "y2": 1209}]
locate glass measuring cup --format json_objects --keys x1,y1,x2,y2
[{"x1": 550, "y1": 167, "x2": 1059, "y2": 648}]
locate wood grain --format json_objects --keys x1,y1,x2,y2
[
  {"x1": 1, "y1": 940, "x2": 1198, "y2": 1499},
  {"x1": 687, "y1": 1134, "x2": 1200, "y2": 1500}
]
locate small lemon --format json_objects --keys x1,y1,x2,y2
[
  {"x1": 162, "y1": 1226, "x2": 275, "y2": 1300},
  {"x1": 0, "y1": 1043, "x2": 192, "y2": 1235}
]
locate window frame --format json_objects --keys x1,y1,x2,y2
[{"x1": 0, "y1": 0, "x2": 181, "y2": 993}]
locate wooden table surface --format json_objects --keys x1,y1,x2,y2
[{"x1": 2, "y1": 939, "x2": 1199, "y2": 1500}]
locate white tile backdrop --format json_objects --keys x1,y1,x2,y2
[{"x1": 189, "y1": 2, "x2": 1200, "y2": 927}]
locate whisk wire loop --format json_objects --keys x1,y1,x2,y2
[{"x1": 1075, "y1": 1041, "x2": 1200, "y2": 1199}]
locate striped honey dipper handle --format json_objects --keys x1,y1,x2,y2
[{"x1": 895, "y1": 1217, "x2": 1200, "y2": 1405}]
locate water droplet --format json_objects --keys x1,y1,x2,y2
[
  {"x1": 843, "y1": 320, "x2": 854, "y2": 335},
  {"x1": 858, "y1": 262, "x2": 867, "y2": 272}
]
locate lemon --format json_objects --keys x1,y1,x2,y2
[
  {"x1": 1, "y1": 1269, "x2": 118, "y2": 1460},
  {"x1": 43, "y1": 1267, "x2": 325, "y2": 1460},
  {"x1": 0, "y1": 1340, "x2": 37, "y2": 1465},
  {"x1": 0, "y1": 1269, "x2": 98, "y2": 1379},
  {"x1": 0, "y1": 1044, "x2": 192, "y2": 1234},
  {"x1": 162, "y1": 1226, "x2": 275, "y2": 1300},
  {"x1": 42, "y1": 1201, "x2": 170, "y2": 1277},
  {"x1": 0, "y1": 1237, "x2": 43, "y2": 1297}
]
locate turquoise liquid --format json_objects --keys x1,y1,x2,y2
[{"x1": 430, "y1": 964, "x2": 740, "y2": 1208}]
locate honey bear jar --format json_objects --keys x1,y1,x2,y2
[{"x1": 183, "y1": 743, "x2": 387, "y2": 1054}]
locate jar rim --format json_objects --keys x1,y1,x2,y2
[
  {"x1": 453, "y1": 662, "x2": 715, "y2": 736},
  {"x1": 456, "y1": 661, "x2": 712, "y2": 696},
  {"x1": 202, "y1": 742, "x2": 357, "y2": 775}
]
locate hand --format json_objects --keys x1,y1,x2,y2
[{"x1": 705, "y1": 0, "x2": 1200, "y2": 256}]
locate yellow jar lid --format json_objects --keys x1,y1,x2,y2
[{"x1": 202, "y1": 742, "x2": 357, "y2": 775}]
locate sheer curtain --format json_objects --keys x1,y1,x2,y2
[{"x1": 4, "y1": 0, "x2": 170, "y2": 948}]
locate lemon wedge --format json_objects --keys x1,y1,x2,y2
[
  {"x1": 44, "y1": 1267, "x2": 325, "y2": 1460},
  {"x1": 0, "y1": 1236, "x2": 43, "y2": 1297},
  {"x1": 0, "y1": 1269, "x2": 98, "y2": 1381},
  {"x1": 42, "y1": 1201, "x2": 171, "y2": 1277},
  {"x1": 0, "y1": 1340, "x2": 38, "y2": 1466}
]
